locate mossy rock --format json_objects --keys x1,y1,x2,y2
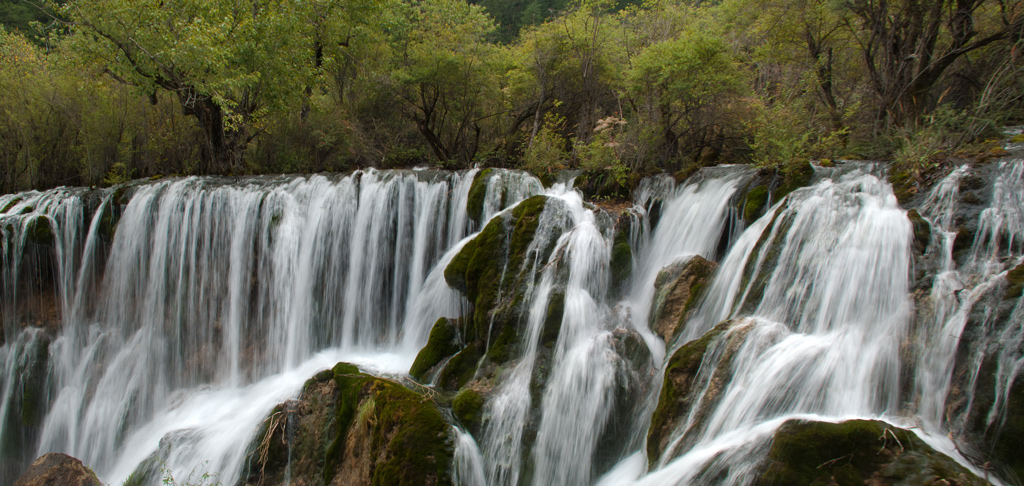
[
  {"x1": 952, "y1": 227, "x2": 975, "y2": 261},
  {"x1": 990, "y1": 374, "x2": 1024, "y2": 482},
  {"x1": 888, "y1": 170, "x2": 916, "y2": 205},
  {"x1": 743, "y1": 185, "x2": 770, "y2": 223},
  {"x1": 466, "y1": 168, "x2": 493, "y2": 226},
  {"x1": 647, "y1": 321, "x2": 735, "y2": 462},
  {"x1": 410, "y1": 318, "x2": 461, "y2": 381},
  {"x1": 674, "y1": 164, "x2": 701, "y2": 184},
  {"x1": 14, "y1": 453, "x2": 102, "y2": 486},
  {"x1": 25, "y1": 216, "x2": 54, "y2": 246},
  {"x1": 452, "y1": 389, "x2": 485, "y2": 435},
  {"x1": 736, "y1": 205, "x2": 793, "y2": 314},
  {"x1": 772, "y1": 162, "x2": 815, "y2": 202},
  {"x1": 437, "y1": 342, "x2": 483, "y2": 391},
  {"x1": 122, "y1": 453, "x2": 162, "y2": 486},
  {"x1": 649, "y1": 256, "x2": 718, "y2": 345},
  {"x1": 19, "y1": 335, "x2": 50, "y2": 427},
  {"x1": 907, "y1": 209, "x2": 932, "y2": 254},
  {"x1": 1005, "y1": 262, "x2": 1024, "y2": 300},
  {"x1": 1, "y1": 197, "x2": 22, "y2": 214},
  {"x1": 608, "y1": 212, "x2": 635, "y2": 298},
  {"x1": 541, "y1": 292, "x2": 565, "y2": 348},
  {"x1": 610, "y1": 239, "x2": 632, "y2": 291},
  {"x1": 241, "y1": 363, "x2": 454, "y2": 486},
  {"x1": 443, "y1": 195, "x2": 552, "y2": 363},
  {"x1": 756, "y1": 419, "x2": 988, "y2": 486}
]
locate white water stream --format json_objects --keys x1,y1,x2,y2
[{"x1": 0, "y1": 158, "x2": 1021, "y2": 486}]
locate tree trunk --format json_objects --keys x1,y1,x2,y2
[{"x1": 180, "y1": 91, "x2": 239, "y2": 174}]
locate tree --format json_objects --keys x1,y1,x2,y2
[
  {"x1": 844, "y1": 0, "x2": 1024, "y2": 129},
  {"x1": 626, "y1": 28, "x2": 749, "y2": 167},
  {"x1": 383, "y1": 0, "x2": 504, "y2": 164},
  {"x1": 63, "y1": 0, "x2": 312, "y2": 173}
]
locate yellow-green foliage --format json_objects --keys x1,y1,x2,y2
[
  {"x1": 0, "y1": 28, "x2": 199, "y2": 192},
  {"x1": 523, "y1": 114, "x2": 569, "y2": 175}
]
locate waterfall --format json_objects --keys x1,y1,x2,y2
[
  {"x1": 0, "y1": 169, "x2": 544, "y2": 485},
  {"x1": 1, "y1": 157, "x2": 1021, "y2": 486}
]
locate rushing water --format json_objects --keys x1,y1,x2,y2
[{"x1": 0, "y1": 157, "x2": 1022, "y2": 485}]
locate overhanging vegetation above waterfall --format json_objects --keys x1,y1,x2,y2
[{"x1": 1, "y1": 0, "x2": 1022, "y2": 192}]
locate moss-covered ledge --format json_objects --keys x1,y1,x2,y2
[
  {"x1": 756, "y1": 419, "x2": 989, "y2": 486},
  {"x1": 239, "y1": 362, "x2": 454, "y2": 486}
]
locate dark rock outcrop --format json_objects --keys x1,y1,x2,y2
[
  {"x1": 756, "y1": 419, "x2": 989, "y2": 486},
  {"x1": 239, "y1": 363, "x2": 453, "y2": 486},
  {"x1": 648, "y1": 256, "x2": 718, "y2": 345},
  {"x1": 15, "y1": 453, "x2": 102, "y2": 486},
  {"x1": 647, "y1": 319, "x2": 754, "y2": 463}
]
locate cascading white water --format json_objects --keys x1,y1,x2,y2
[
  {"x1": 468, "y1": 169, "x2": 755, "y2": 486},
  {"x1": 604, "y1": 167, "x2": 920, "y2": 485},
  {"x1": 0, "y1": 169, "x2": 546, "y2": 485},
  {"x1": 1, "y1": 157, "x2": 1021, "y2": 486},
  {"x1": 913, "y1": 158, "x2": 1024, "y2": 450}
]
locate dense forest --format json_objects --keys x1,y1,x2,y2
[{"x1": 0, "y1": 0, "x2": 1022, "y2": 193}]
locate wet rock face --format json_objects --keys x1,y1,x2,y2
[
  {"x1": 239, "y1": 363, "x2": 454, "y2": 486},
  {"x1": 646, "y1": 319, "x2": 752, "y2": 463},
  {"x1": 756, "y1": 420, "x2": 989, "y2": 486},
  {"x1": 14, "y1": 453, "x2": 102, "y2": 486},
  {"x1": 944, "y1": 273, "x2": 1024, "y2": 484},
  {"x1": 440, "y1": 195, "x2": 557, "y2": 388},
  {"x1": 648, "y1": 256, "x2": 718, "y2": 346}
]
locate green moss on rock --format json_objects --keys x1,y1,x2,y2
[
  {"x1": 649, "y1": 256, "x2": 718, "y2": 345},
  {"x1": 541, "y1": 292, "x2": 565, "y2": 348},
  {"x1": 452, "y1": 389, "x2": 485, "y2": 434},
  {"x1": 19, "y1": 336, "x2": 49, "y2": 427},
  {"x1": 1, "y1": 197, "x2": 22, "y2": 214},
  {"x1": 773, "y1": 162, "x2": 815, "y2": 202},
  {"x1": 610, "y1": 239, "x2": 632, "y2": 287},
  {"x1": 756, "y1": 419, "x2": 988, "y2": 486},
  {"x1": 437, "y1": 343, "x2": 482, "y2": 391},
  {"x1": 242, "y1": 363, "x2": 454, "y2": 486},
  {"x1": 889, "y1": 170, "x2": 916, "y2": 205},
  {"x1": 674, "y1": 164, "x2": 701, "y2": 183},
  {"x1": 466, "y1": 168, "x2": 493, "y2": 225},
  {"x1": 991, "y1": 374, "x2": 1024, "y2": 482},
  {"x1": 410, "y1": 318, "x2": 461, "y2": 381},
  {"x1": 647, "y1": 321, "x2": 731, "y2": 461},
  {"x1": 443, "y1": 195, "x2": 551, "y2": 368},
  {"x1": 743, "y1": 185, "x2": 769, "y2": 223},
  {"x1": 26, "y1": 216, "x2": 53, "y2": 246}
]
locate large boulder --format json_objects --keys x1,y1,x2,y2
[
  {"x1": 239, "y1": 363, "x2": 454, "y2": 486},
  {"x1": 439, "y1": 195, "x2": 560, "y2": 388},
  {"x1": 756, "y1": 419, "x2": 988, "y2": 486},
  {"x1": 648, "y1": 256, "x2": 718, "y2": 345},
  {"x1": 647, "y1": 319, "x2": 754, "y2": 463},
  {"x1": 15, "y1": 453, "x2": 102, "y2": 486}
]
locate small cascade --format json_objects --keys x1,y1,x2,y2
[
  {"x1": 477, "y1": 169, "x2": 545, "y2": 224},
  {"x1": 453, "y1": 427, "x2": 487, "y2": 486},
  {"x1": 625, "y1": 168, "x2": 917, "y2": 484},
  {"x1": 911, "y1": 158, "x2": 1024, "y2": 480},
  {"x1": 626, "y1": 167, "x2": 754, "y2": 340},
  {"x1": 473, "y1": 169, "x2": 754, "y2": 486},
  {"x1": 480, "y1": 195, "x2": 576, "y2": 486}
]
